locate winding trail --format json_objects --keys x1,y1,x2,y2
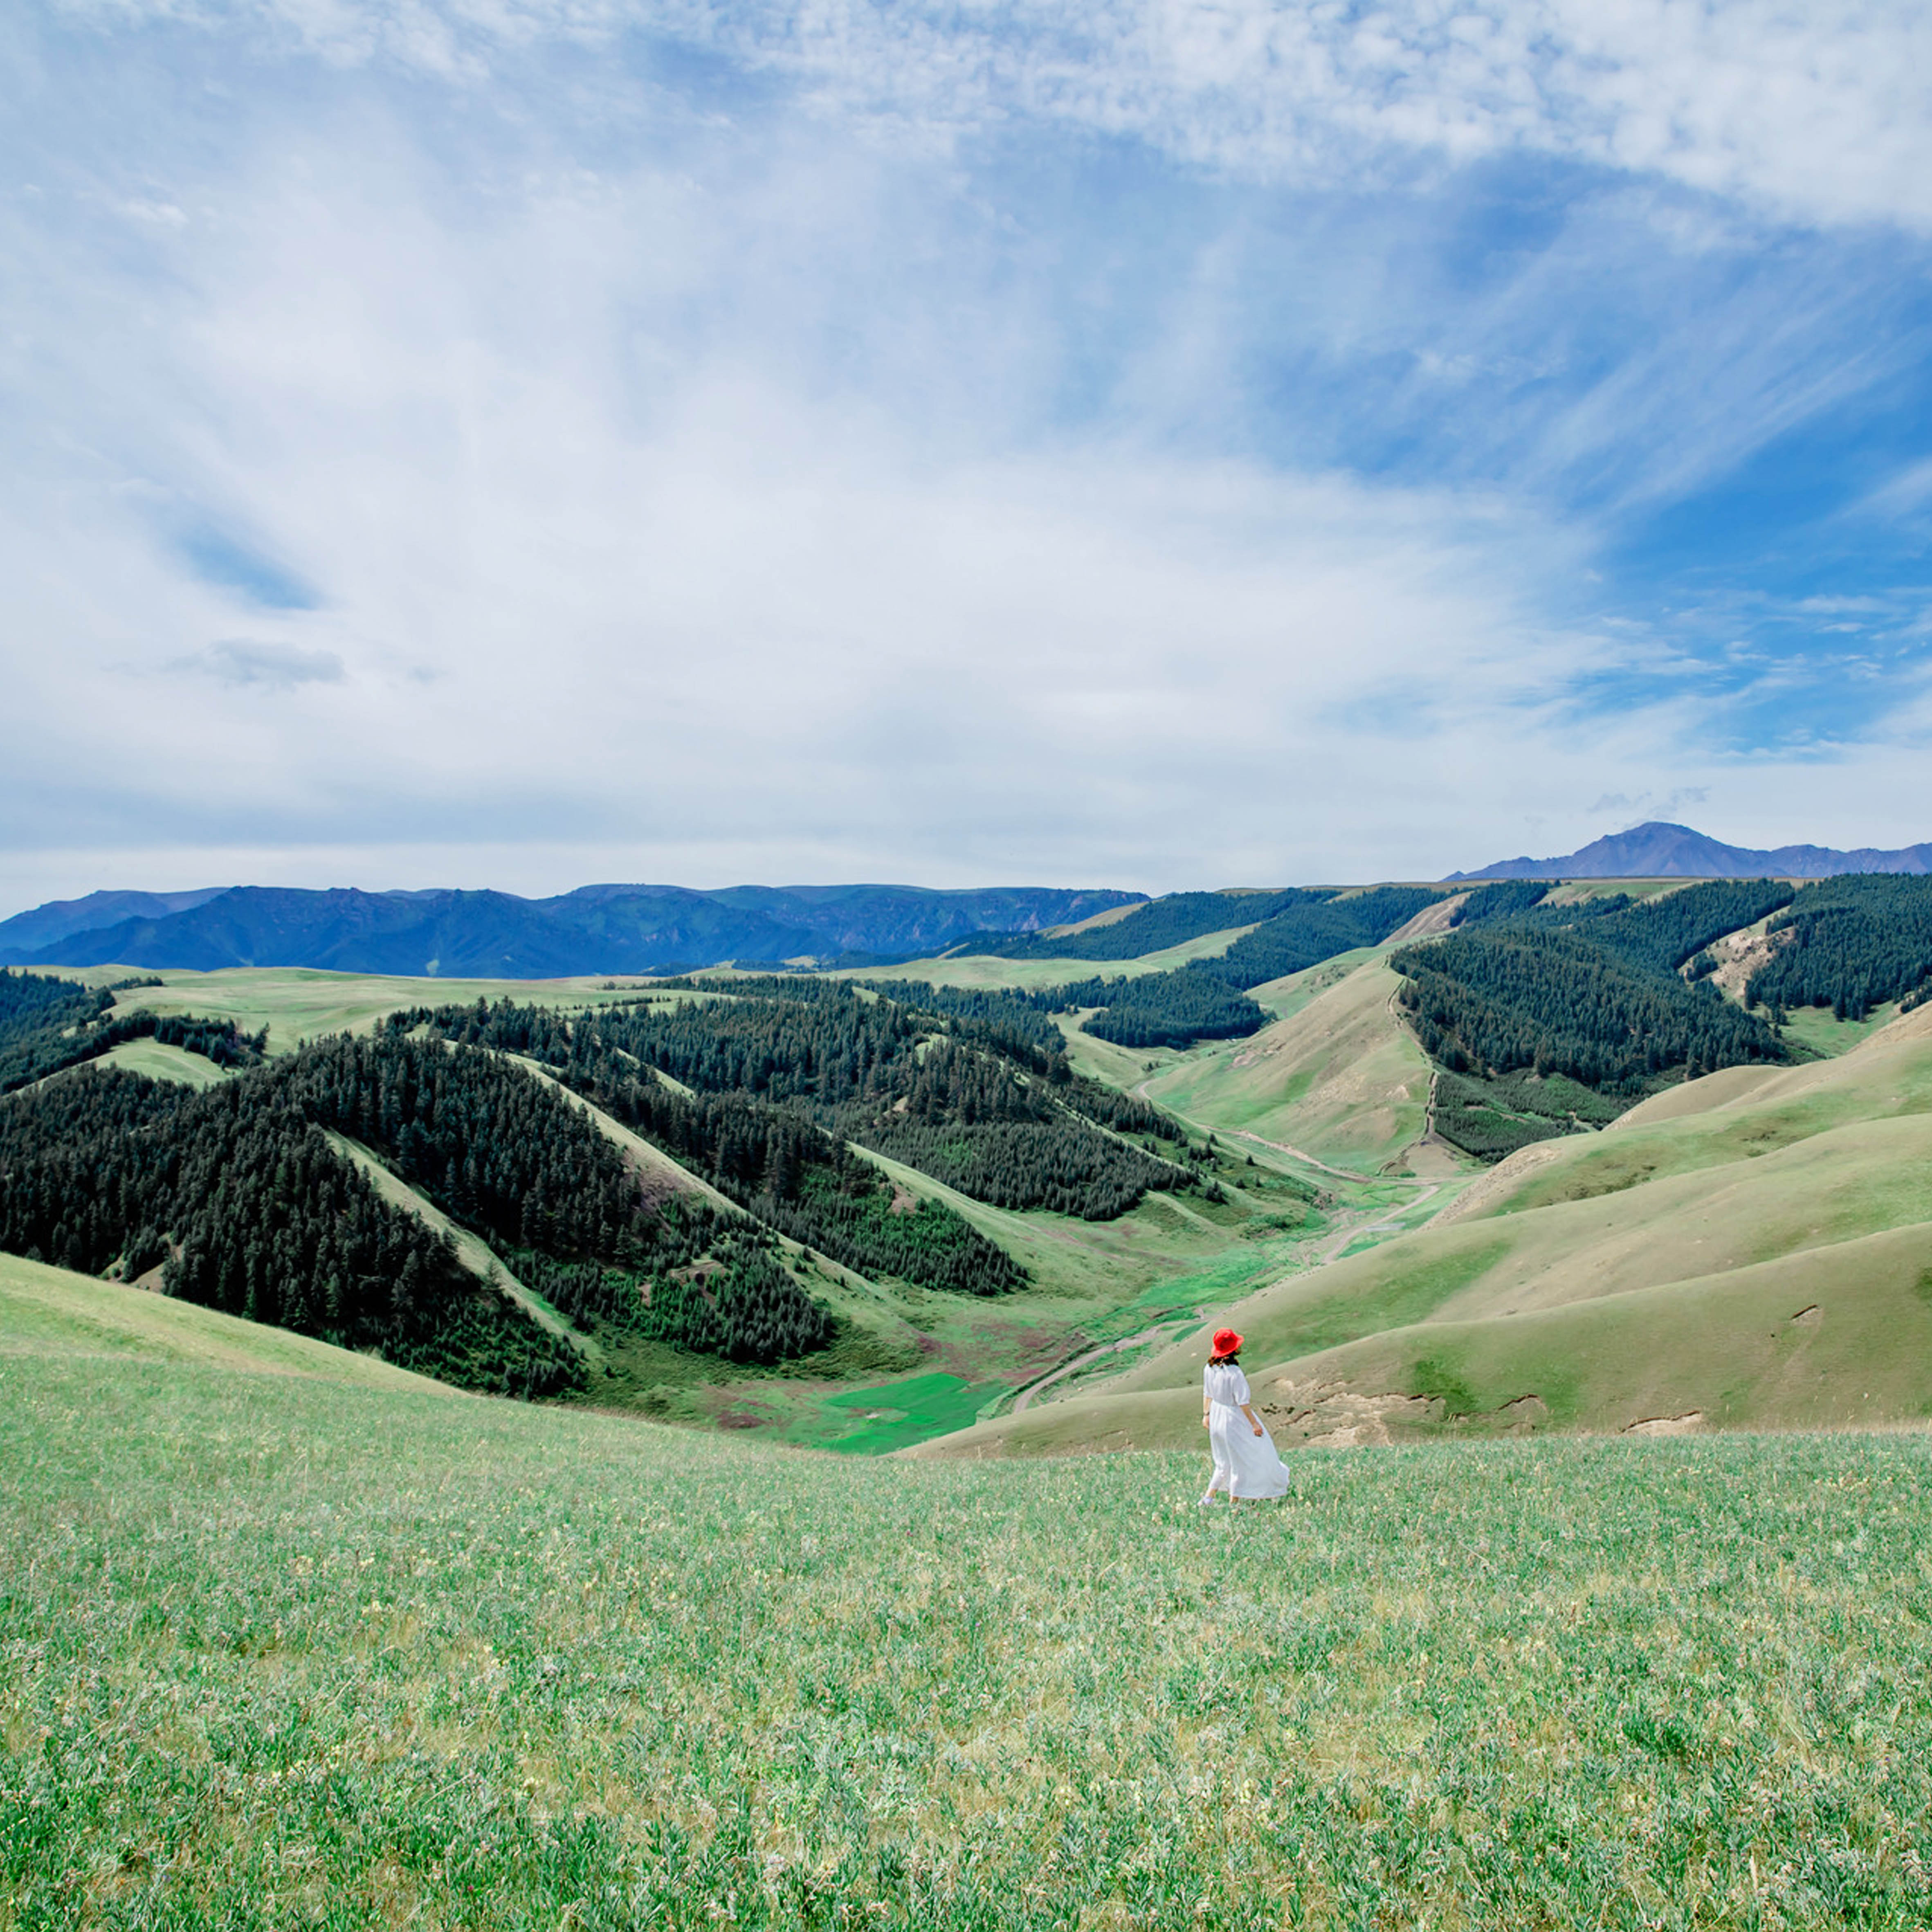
[
  {"x1": 1009, "y1": 1314, "x2": 1204, "y2": 1414},
  {"x1": 1300, "y1": 1182, "x2": 1442, "y2": 1263}
]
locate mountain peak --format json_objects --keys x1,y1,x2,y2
[{"x1": 1448, "y1": 822, "x2": 1932, "y2": 881}]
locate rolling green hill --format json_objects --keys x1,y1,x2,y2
[
  {"x1": 0, "y1": 1250, "x2": 456, "y2": 1393},
  {"x1": 2, "y1": 964, "x2": 1368, "y2": 1449},
  {"x1": 924, "y1": 1002, "x2": 1932, "y2": 1456}
]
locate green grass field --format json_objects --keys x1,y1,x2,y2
[
  {"x1": 77, "y1": 966, "x2": 667, "y2": 1055},
  {"x1": 4, "y1": 1295, "x2": 1931, "y2": 1930},
  {"x1": 1776, "y1": 1001, "x2": 1902, "y2": 1057},
  {"x1": 840, "y1": 921, "x2": 1263, "y2": 991}
]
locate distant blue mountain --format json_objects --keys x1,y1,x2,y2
[
  {"x1": 0, "y1": 882, "x2": 1144, "y2": 977},
  {"x1": 0, "y1": 887, "x2": 229, "y2": 953},
  {"x1": 1447, "y1": 822, "x2": 1932, "y2": 881}
]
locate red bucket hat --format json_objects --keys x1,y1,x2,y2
[{"x1": 1210, "y1": 1327, "x2": 1242, "y2": 1360}]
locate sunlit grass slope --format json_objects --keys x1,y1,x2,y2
[
  {"x1": 6, "y1": 1346, "x2": 1932, "y2": 1929},
  {"x1": 96, "y1": 1039, "x2": 235, "y2": 1087},
  {"x1": 77, "y1": 966, "x2": 662, "y2": 1055},
  {"x1": 0, "y1": 1252, "x2": 454, "y2": 1394},
  {"x1": 843, "y1": 922, "x2": 1263, "y2": 992},
  {"x1": 1143, "y1": 962, "x2": 1437, "y2": 1174},
  {"x1": 932, "y1": 1007, "x2": 1932, "y2": 1455}
]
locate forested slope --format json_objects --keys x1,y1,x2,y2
[
  {"x1": 0, "y1": 1059, "x2": 584, "y2": 1395},
  {"x1": 1389, "y1": 882, "x2": 1798, "y2": 1160},
  {"x1": 0, "y1": 963, "x2": 1258, "y2": 1420},
  {"x1": 0, "y1": 968, "x2": 265, "y2": 1094},
  {"x1": 394, "y1": 980, "x2": 1192, "y2": 1227},
  {"x1": 1745, "y1": 876, "x2": 1932, "y2": 1018}
]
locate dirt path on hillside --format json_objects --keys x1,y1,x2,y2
[
  {"x1": 1010, "y1": 1314, "x2": 1205, "y2": 1414},
  {"x1": 1228, "y1": 1127, "x2": 1442, "y2": 1186},
  {"x1": 1300, "y1": 1184, "x2": 1440, "y2": 1263}
]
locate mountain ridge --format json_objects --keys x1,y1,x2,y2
[
  {"x1": 1447, "y1": 820, "x2": 1932, "y2": 881},
  {"x1": 0, "y1": 882, "x2": 1145, "y2": 977}
]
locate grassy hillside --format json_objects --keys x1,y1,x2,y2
[
  {"x1": 932, "y1": 1004, "x2": 1932, "y2": 1454},
  {"x1": 843, "y1": 922, "x2": 1264, "y2": 991},
  {"x1": 83, "y1": 966, "x2": 667, "y2": 1055},
  {"x1": 1141, "y1": 962, "x2": 1439, "y2": 1175},
  {"x1": 6, "y1": 1336, "x2": 1932, "y2": 1928},
  {"x1": 0, "y1": 1251, "x2": 454, "y2": 1393},
  {"x1": 95, "y1": 1038, "x2": 235, "y2": 1087}
]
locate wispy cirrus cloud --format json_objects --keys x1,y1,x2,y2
[{"x1": 62, "y1": 0, "x2": 1932, "y2": 230}]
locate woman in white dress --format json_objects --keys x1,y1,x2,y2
[{"x1": 1200, "y1": 1327, "x2": 1290, "y2": 1503}]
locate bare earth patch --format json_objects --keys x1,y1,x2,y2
[
  {"x1": 1261, "y1": 1380, "x2": 1447, "y2": 1447},
  {"x1": 1622, "y1": 1411, "x2": 1705, "y2": 1437},
  {"x1": 1706, "y1": 923, "x2": 1792, "y2": 1000}
]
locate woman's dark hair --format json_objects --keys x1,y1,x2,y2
[{"x1": 1211, "y1": 1350, "x2": 1240, "y2": 1365}]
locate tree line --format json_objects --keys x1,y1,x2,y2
[
  {"x1": 0, "y1": 1060, "x2": 583, "y2": 1396},
  {"x1": 396, "y1": 982, "x2": 1193, "y2": 1224},
  {"x1": 1743, "y1": 876, "x2": 1932, "y2": 1019},
  {"x1": 384, "y1": 999, "x2": 1031, "y2": 1295},
  {"x1": 1, "y1": 969, "x2": 265, "y2": 1094},
  {"x1": 951, "y1": 889, "x2": 1332, "y2": 962},
  {"x1": 0, "y1": 1027, "x2": 844, "y2": 1378},
  {"x1": 1394, "y1": 926, "x2": 1786, "y2": 1096},
  {"x1": 1541, "y1": 880, "x2": 1796, "y2": 976}
]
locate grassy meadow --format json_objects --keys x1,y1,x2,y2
[
  {"x1": 4, "y1": 1274, "x2": 1932, "y2": 1930},
  {"x1": 72, "y1": 967, "x2": 670, "y2": 1057}
]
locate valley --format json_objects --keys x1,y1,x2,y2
[{"x1": 6, "y1": 866, "x2": 1931, "y2": 1454}]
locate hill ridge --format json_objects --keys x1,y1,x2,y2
[{"x1": 0, "y1": 881, "x2": 1145, "y2": 977}]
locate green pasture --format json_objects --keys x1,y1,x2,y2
[
  {"x1": 1776, "y1": 1000, "x2": 1902, "y2": 1057},
  {"x1": 0, "y1": 1252, "x2": 450, "y2": 1394},
  {"x1": 809, "y1": 1373, "x2": 1008, "y2": 1453},
  {"x1": 90, "y1": 967, "x2": 660, "y2": 1055},
  {"x1": 97, "y1": 1039, "x2": 235, "y2": 1088},
  {"x1": 5, "y1": 1320, "x2": 1932, "y2": 1930},
  {"x1": 844, "y1": 921, "x2": 1260, "y2": 993}
]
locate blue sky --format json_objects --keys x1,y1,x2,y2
[{"x1": 3, "y1": 0, "x2": 1930, "y2": 910}]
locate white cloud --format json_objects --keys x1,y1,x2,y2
[
  {"x1": 168, "y1": 639, "x2": 347, "y2": 687},
  {"x1": 5, "y1": 1, "x2": 1931, "y2": 916},
  {"x1": 61, "y1": 0, "x2": 1932, "y2": 231}
]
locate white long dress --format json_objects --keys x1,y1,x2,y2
[{"x1": 1204, "y1": 1361, "x2": 1291, "y2": 1498}]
